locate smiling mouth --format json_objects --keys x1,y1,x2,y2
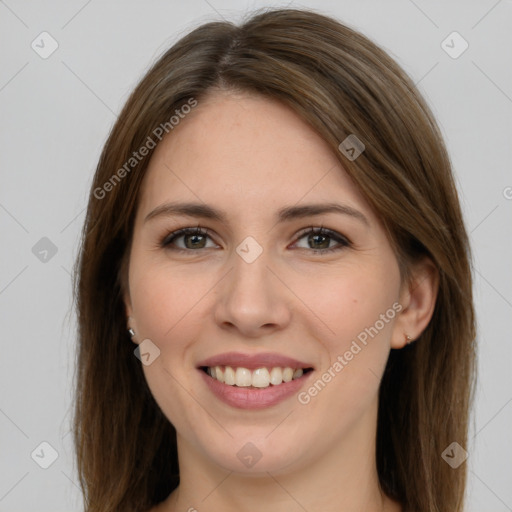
[{"x1": 200, "y1": 365, "x2": 314, "y2": 389}]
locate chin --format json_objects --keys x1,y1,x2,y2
[{"x1": 188, "y1": 420, "x2": 323, "y2": 476}]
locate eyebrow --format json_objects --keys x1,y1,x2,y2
[{"x1": 144, "y1": 201, "x2": 369, "y2": 226}]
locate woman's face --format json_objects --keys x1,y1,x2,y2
[{"x1": 125, "y1": 90, "x2": 406, "y2": 475}]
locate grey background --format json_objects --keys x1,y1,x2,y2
[{"x1": 1, "y1": 0, "x2": 511, "y2": 510}]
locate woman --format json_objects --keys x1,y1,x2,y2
[{"x1": 73, "y1": 7, "x2": 476, "y2": 512}]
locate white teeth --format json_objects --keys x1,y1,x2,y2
[
  {"x1": 213, "y1": 366, "x2": 224, "y2": 383},
  {"x1": 235, "y1": 367, "x2": 252, "y2": 387},
  {"x1": 282, "y1": 367, "x2": 294, "y2": 382},
  {"x1": 269, "y1": 367, "x2": 283, "y2": 385},
  {"x1": 206, "y1": 365, "x2": 307, "y2": 388},
  {"x1": 252, "y1": 368, "x2": 270, "y2": 388},
  {"x1": 293, "y1": 368, "x2": 303, "y2": 379},
  {"x1": 223, "y1": 366, "x2": 235, "y2": 385}
]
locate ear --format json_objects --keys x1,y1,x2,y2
[
  {"x1": 124, "y1": 293, "x2": 140, "y2": 345},
  {"x1": 120, "y1": 250, "x2": 140, "y2": 343},
  {"x1": 120, "y1": 250, "x2": 134, "y2": 323},
  {"x1": 391, "y1": 257, "x2": 439, "y2": 349}
]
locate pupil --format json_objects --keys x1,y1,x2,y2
[
  {"x1": 187, "y1": 234, "x2": 205, "y2": 249},
  {"x1": 311, "y1": 234, "x2": 328, "y2": 249}
]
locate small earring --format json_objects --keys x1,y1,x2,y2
[
  {"x1": 405, "y1": 333, "x2": 413, "y2": 345},
  {"x1": 127, "y1": 316, "x2": 137, "y2": 342}
]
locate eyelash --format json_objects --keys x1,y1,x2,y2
[{"x1": 159, "y1": 225, "x2": 351, "y2": 255}]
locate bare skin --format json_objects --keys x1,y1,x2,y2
[{"x1": 125, "y1": 90, "x2": 438, "y2": 512}]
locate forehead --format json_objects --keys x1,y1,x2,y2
[{"x1": 137, "y1": 91, "x2": 372, "y2": 223}]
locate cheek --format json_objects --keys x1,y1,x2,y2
[
  {"x1": 296, "y1": 258, "x2": 400, "y2": 347},
  {"x1": 129, "y1": 264, "x2": 213, "y2": 431},
  {"x1": 130, "y1": 261, "x2": 210, "y2": 345},
  {"x1": 297, "y1": 258, "x2": 400, "y2": 402}
]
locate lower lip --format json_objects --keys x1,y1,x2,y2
[{"x1": 199, "y1": 369, "x2": 313, "y2": 410}]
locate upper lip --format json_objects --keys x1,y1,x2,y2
[{"x1": 197, "y1": 351, "x2": 314, "y2": 370}]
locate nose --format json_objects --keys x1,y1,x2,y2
[{"x1": 213, "y1": 244, "x2": 292, "y2": 338}]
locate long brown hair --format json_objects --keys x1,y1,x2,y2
[{"x1": 73, "y1": 7, "x2": 476, "y2": 511}]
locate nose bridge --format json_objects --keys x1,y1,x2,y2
[
  {"x1": 230, "y1": 236, "x2": 276, "y2": 301},
  {"x1": 214, "y1": 235, "x2": 291, "y2": 334}
]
